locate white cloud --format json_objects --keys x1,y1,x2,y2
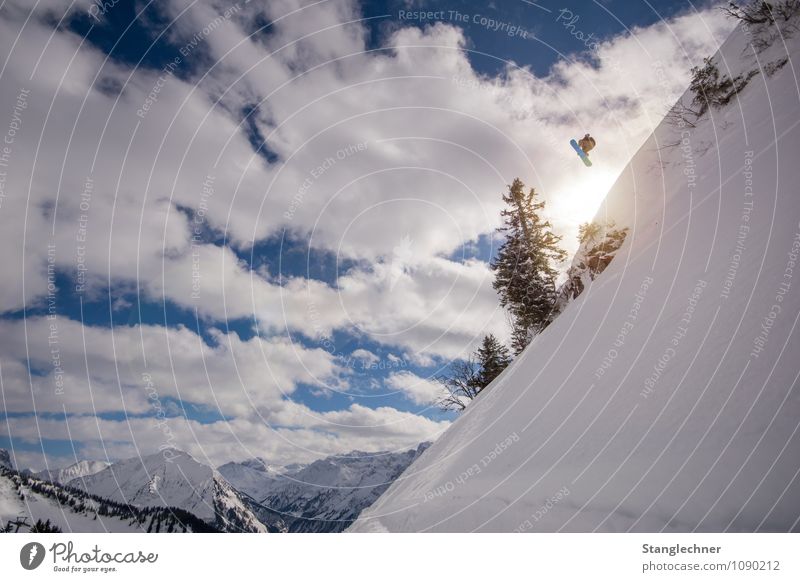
[
  {"x1": 1, "y1": 403, "x2": 449, "y2": 469},
  {"x1": 351, "y1": 348, "x2": 379, "y2": 365},
  {"x1": 386, "y1": 370, "x2": 442, "y2": 405},
  {"x1": 0, "y1": 317, "x2": 342, "y2": 417}
]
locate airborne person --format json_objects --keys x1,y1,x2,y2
[{"x1": 578, "y1": 133, "x2": 596, "y2": 155}]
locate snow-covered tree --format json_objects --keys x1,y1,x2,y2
[
  {"x1": 475, "y1": 334, "x2": 512, "y2": 388},
  {"x1": 491, "y1": 179, "x2": 567, "y2": 354}
]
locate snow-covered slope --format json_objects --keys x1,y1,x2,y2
[
  {"x1": 351, "y1": 21, "x2": 800, "y2": 532},
  {"x1": 0, "y1": 467, "x2": 215, "y2": 532},
  {"x1": 36, "y1": 460, "x2": 110, "y2": 485},
  {"x1": 221, "y1": 445, "x2": 428, "y2": 532},
  {"x1": 73, "y1": 449, "x2": 267, "y2": 532}
]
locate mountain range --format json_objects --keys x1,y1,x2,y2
[
  {"x1": 0, "y1": 445, "x2": 426, "y2": 533},
  {"x1": 220, "y1": 443, "x2": 429, "y2": 532}
]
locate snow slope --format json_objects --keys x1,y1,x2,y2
[
  {"x1": 0, "y1": 448, "x2": 11, "y2": 469},
  {"x1": 221, "y1": 445, "x2": 428, "y2": 532},
  {"x1": 0, "y1": 467, "x2": 214, "y2": 532},
  {"x1": 351, "y1": 21, "x2": 800, "y2": 532},
  {"x1": 73, "y1": 448, "x2": 267, "y2": 532}
]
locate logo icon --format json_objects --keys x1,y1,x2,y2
[{"x1": 20, "y1": 542, "x2": 46, "y2": 570}]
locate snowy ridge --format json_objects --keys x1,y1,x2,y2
[
  {"x1": 221, "y1": 444, "x2": 429, "y2": 532},
  {"x1": 351, "y1": 21, "x2": 800, "y2": 532},
  {"x1": 72, "y1": 448, "x2": 267, "y2": 533},
  {"x1": 35, "y1": 460, "x2": 110, "y2": 485}
]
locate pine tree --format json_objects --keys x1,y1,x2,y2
[
  {"x1": 475, "y1": 334, "x2": 511, "y2": 388},
  {"x1": 30, "y1": 518, "x2": 62, "y2": 533},
  {"x1": 491, "y1": 179, "x2": 567, "y2": 354},
  {"x1": 437, "y1": 335, "x2": 512, "y2": 411}
]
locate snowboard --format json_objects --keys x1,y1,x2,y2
[{"x1": 570, "y1": 139, "x2": 592, "y2": 167}]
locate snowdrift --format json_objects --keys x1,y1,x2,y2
[{"x1": 351, "y1": 22, "x2": 800, "y2": 532}]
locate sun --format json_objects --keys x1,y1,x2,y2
[{"x1": 547, "y1": 165, "x2": 620, "y2": 253}]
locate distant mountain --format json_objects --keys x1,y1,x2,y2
[
  {"x1": 0, "y1": 448, "x2": 11, "y2": 470},
  {"x1": 216, "y1": 459, "x2": 297, "y2": 505},
  {"x1": 71, "y1": 448, "x2": 267, "y2": 533},
  {"x1": 36, "y1": 460, "x2": 110, "y2": 485},
  {"x1": 0, "y1": 466, "x2": 216, "y2": 533},
  {"x1": 220, "y1": 444, "x2": 429, "y2": 532}
]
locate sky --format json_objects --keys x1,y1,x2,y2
[{"x1": 0, "y1": 0, "x2": 734, "y2": 471}]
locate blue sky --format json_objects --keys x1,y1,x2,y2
[{"x1": 0, "y1": 0, "x2": 732, "y2": 469}]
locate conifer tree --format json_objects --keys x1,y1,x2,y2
[
  {"x1": 437, "y1": 335, "x2": 512, "y2": 411},
  {"x1": 475, "y1": 334, "x2": 511, "y2": 388},
  {"x1": 491, "y1": 179, "x2": 567, "y2": 354}
]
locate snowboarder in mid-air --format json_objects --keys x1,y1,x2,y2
[
  {"x1": 570, "y1": 133, "x2": 596, "y2": 167},
  {"x1": 578, "y1": 134, "x2": 596, "y2": 154}
]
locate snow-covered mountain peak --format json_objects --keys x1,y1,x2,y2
[{"x1": 72, "y1": 449, "x2": 267, "y2": 532}]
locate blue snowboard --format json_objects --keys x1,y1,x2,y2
[{"x1": 570, "y1": 139, "x2": 592, "y2": 167}]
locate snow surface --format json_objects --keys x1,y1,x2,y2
[
  {"x1": 351, "y1": 22, "x2": 800, "y2": 532},
  {"x1": 1, "y1": 470, "x2": 154, "y2": 532}
]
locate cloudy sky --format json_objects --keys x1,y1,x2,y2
[{"x1": 0, "y1": 0, "x2": 733, "y2": 470}]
